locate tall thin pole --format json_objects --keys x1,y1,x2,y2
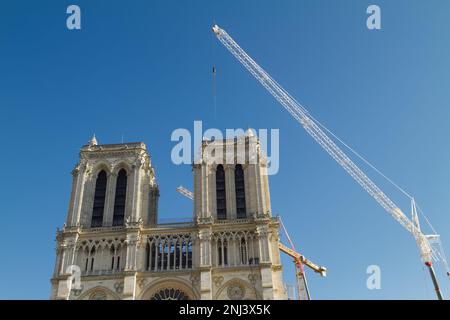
[{"x1": 425, "y1": 262, "x2": 444, "y2": 300}]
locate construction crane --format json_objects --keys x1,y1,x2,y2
[
  {"x1": 176, "y1": 186, "x2": 194, "y2": 200},
  {"x1": 279, "y1": 243, "x2": 326, "y2": 278},
  {"x1": 278, "y1": 217, "x2": 326, "y2": 300},
  {"x1": 212, "y1": 24, "x2": 449, "y2": 300},
  {"x1": 279, "y1": 243, "x2": 326, "y2": 300}
]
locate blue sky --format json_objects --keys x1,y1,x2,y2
[{"x1": 1, "y1": 0, "x2": 449, "y2": 299}]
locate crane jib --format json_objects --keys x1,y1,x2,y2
[{"x1": 212, "y1": 24, "x2": 434, "y2": 264}]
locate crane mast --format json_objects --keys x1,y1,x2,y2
[
  {"x1": 278, "y1": 242, "x2": 311, "y2": 300},
  {"x1": 212, "y1": 24, "x2": 445, "y2": 299}
]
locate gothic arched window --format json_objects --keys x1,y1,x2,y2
[
  {"x1": 240, "y1": 237, "x2": 247, "y2": 265},
  {"x1": 217, "y1": 239, "x2": 228, "y2": 266},
  {"x1": 110, "y1": 247, "x2": 115, "y2": 270},
  {"x1": 216, "y1": 165, "x2": 227, "y2": 220},
  {"x1": 150, "y1": 288, "x2": 189, "y2": 300},
  {"x1": 113, "y1": 169, "x2": 127, "y2": 226},
  {"x1": 145, "y1": 243, "x2": 155, "y2": 271},
  {"x1": 91, "y1": 170, "x2": 107, "y2": 227},
  {"x1": 90, "y1": 247, "x2": 95, "y2": 271},
  {"x1": 235, "y1": 165, "x2": 246, "y2": 219}
]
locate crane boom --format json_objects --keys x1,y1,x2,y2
[
  {"x1": 176, "y1": 186, "x2": 194, "y2": 200},
  {"x1": 212, "y1": 24, "x2": 444, "y2": 299},
  {"x1": 278, "y1": 243, "x2": 327, "y2": 277}
]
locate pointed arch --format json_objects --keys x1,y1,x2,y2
[
  {"x1": 78, "y1": 286, "x2": 121, "y2": 300},
  {"x1": 112, "y1": 161, "x2": 132, "y2": 175},
  {"x1": 89, "y1": 247, "x2": 96, "y2": 271},
  {"x1": 92, "y1": 161, "x2": 111, "y2": 177},
  {"x1": 217, "y1": 238, "x2": 228, "y2": 266},
  {"x1": 235, "y1": 164, "x2": 246, "y2": 218},
  {"x1": 91, "y1": 170, "x2": 107, "y2": 227},
  {"x1": 138, "y1": 278, "x2": 199, "y2": 300},
  {"x1": 216, "y1": 164, "x2": 227, "y2": 220},
  {"x1": 113, "y1": 168, "x2": 127, "y2": 226}
]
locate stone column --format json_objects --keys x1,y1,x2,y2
[
  {"x1": 53, "y1": 247, "x2": 63, "y2": 277},
  {"x1": 260, "y1": 159, "x2": 272, "y2": 215},
  {"x1": 191, "y1": 233, "x2": 198, "y2": 269},
  {"x1": 225, "y1": 165, "x2": 236, "y2": 220},
  {"x1": 167, "y1": 240, "x2": 171, "y2": 270},
  {"x1": 59, "y1": 245, "x2": 68, "y2": 275},
  {"x1": 208, "y1": 165, "x2": 216, "y2": 220},
  {"x1": 200, "y1": 163, "x2": 210, "y2": 221},
  {"x1": 198, "y1": 228, "x2": 212, "y2": 299},
  {"x1": 103, "y1": 172, "x2": 117, "y2": 227},
  {"x1": 62, "y1": 236, "x2": 79, "y2": 274},
  {"x1": 66, "y1": 170, "x2": 78, "y2": 227},
  {"x1": 135, "y1": 238, "x2": 146, "y2": 272},
  {"x1": 148, "y1": 186, "x2": 159, "y2": 225},
  {"x1": 235, "y1": 238, "x2": 240, "y2": 266},
  {"x1": 199, "y1": 229, "x2": 212, "y2": 267},
  {"x1": 69, "y1": 163, "x2": 88, "y2": 227},
  {"x1": 256, "y1": 225, "x2": 270, "y2": 263},
  {"x1": 154, "y1": 240, "x2": 159, "y2": 271},
  {"x1": 269, "y1": 228, "x2": 281, "y2": 264},
  {"x1": 179, "y1": 239, "x2": 183, "y2": 269},
  {"x1": 123, "y1": 233, "x2": 139, "y2": 299},
  {"x1": 243, "y1": 164, "x2": 254, "y2": 218},
  {"x1": 80, "y1": 175, "x2": 95, "y2": 227},
  {"x1": 123, "y1": 274, "x2": 137, "y2": 300},
  {"x1": 254, "y1": 163, "x2": 265, "y2": 218},
  {"x1": 130, "y1": 166, "x2": 141, "y2": 222},
  {"x1": 193, "y1": 164, "x2": 201, "y2": 220},
  {"x1": 125, "y1": 233, "x2": 139, "y2": 271},
  {"x1": 256, "y1": 225, "x2": 274, "y2": 299},
  {"x1": 130, "y1": 153, "x2": 146, "y2": 223}
]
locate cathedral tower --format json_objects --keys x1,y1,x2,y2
[
  {"x1": 193, "y1": 130, "x2": 284, "y2": 299},
  {"x1": 50, "y1": 135, "x2": 285, "y2": 300}
]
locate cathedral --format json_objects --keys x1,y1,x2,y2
[{"x1": 50, "y1": 132, "x2": 287, "y2": 300}]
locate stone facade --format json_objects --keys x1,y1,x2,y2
[{"x1": 50, "y1": 134, "x2": 286, "y2": 300}]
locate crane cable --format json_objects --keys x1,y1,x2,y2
[
  {"x1": 281, "y1": 79, "x2": 450, "y2": 278},
  {"x1": 289, "y1": 68, "x2": 450, "y2": 280},
  {"x1": 279, "y1": 216, "x2": 296, "y2": 251},
  {"x1": 211, "y1": 17, "x2": 218, "y2": 120},
  {"x1": 305, "y1": 106, "x2": 450, "y2": 276},
  {"x1": 212, "y1": 65, "x2": 217, "y2": 119},
  {"x1": 279, "y1": 216, "x2": 310, "y2": 299},
  {"x1": 304, "y1": 112, "x2": 413, "y2": 200}
]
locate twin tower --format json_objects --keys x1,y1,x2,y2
[{"x1": 50, "y1": 133, "x2": 286, "y2": 300}]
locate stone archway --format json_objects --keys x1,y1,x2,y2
[
  {"x1": 149, "y1": 288, "x2": 190, "y2": 300},
  {"x1": 77, "y1": 286, "x2": 121, "y2": 300},
  {"x1": 139, "y1": 278, "x2": 199, "y2": 300}
]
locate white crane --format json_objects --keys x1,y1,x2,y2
[
  {"x1": 212, "y1": 24, "x2": 448, "y2": 299},
  {"x1": 176, "y1": 186, "x2": 194, "y2": 200}
]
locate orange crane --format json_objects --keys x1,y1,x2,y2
[
  {"x1": 278, "y1": 217, "x2": 326, "y2": 300},
  {"x1": 278, "y1": 243, "x2": 326, "y2": 300}
]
